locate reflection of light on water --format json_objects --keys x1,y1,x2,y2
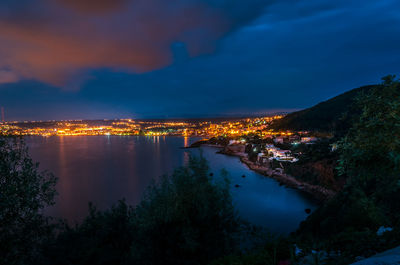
[
  {"x1": 127, "y1": 138, "x2": 135, "y2": 152},
  {"x1": 29, "y1": 136, "x2": 317, "y2": 232},
  {"x1": 58, "y1": 136, "x2": 66, "y2": 176},
  {"x1": 183, "y1": 137, "x2": 190, "y2": 165},
  {"x1": 155, "y1": 136, "x2": 160, "y2": 160},
  {"x1": 183, "y1": 151, "x2": 190, "y2": 166},
  {"x1": 56, "y1": 136, "x2": 71, "y2": 221}
]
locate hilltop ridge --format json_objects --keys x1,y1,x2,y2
[{"x1": 270, "y1": 85, "x2": 375, "y2": 133}]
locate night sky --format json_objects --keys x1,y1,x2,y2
[{"x1": 1, "y1": 0, "x2": 399, "y2": 121}]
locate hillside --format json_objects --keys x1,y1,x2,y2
[{"x1": 270, "y1": 85, "x2": 374, "y2": 133}]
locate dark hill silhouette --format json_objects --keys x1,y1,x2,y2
[{"x1": 270, "y1": 85, "x2": 375, "y2": 133}]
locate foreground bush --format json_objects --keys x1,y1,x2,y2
[
  {"x1": 41, "y1": 157, "x2": 243, "y2": 265},
  {"x1": 296, "y1": 76, "x2": 400, "y2": 262},
  {"x1": 0, "y1": 136, "x2": 57, "y2": 265}
]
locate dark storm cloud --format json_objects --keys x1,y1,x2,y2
[
  {"x1": 1, "y1": 0, "x2": 400, "y2": 120},
  {"x1": 0, "y1": 0, "x2": 274, "y2": 87}
]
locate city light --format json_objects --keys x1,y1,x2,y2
[{"x1": 0, "y1": 116, "x2": 285, "y2": 137}]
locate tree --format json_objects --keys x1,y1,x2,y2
[
  {"x1": 296, "y1": 75, "x2": 400, "y2": 259},
  {"x1": 41, "y1": 201, "x2": 135, "y2": 265},
  {"x1": 0, "y1": 136, "x2": 58, "y2": 264},
  {"x1": 335, "y1": 74, "x2": 400, "y2": 236},
  {"x1": 338, "y1": 75, "x2": 400, "y2": 192},
  {"x1": 42, "y1": 156, "x2": 243, "y2": 265},
  {"x1": 130, "y1": 156, "x2": 242, "y2": 265}
]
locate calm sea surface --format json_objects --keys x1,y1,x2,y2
[{"x1": 26, "y1": 136, "x2": 318, "y2": 234}]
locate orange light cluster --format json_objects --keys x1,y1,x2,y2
[{"x1": 0, "y1": 115, "x2": 285, "y2": 137}]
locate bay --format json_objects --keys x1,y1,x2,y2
[{"x1": 26, "y1": 136, "x2": 318, "y2": 234}]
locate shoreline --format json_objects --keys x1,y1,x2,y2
[
  {"x1": 191, "y1": 143, "x2": 336, "y2": 203},
  {"x1": 219, "y1": 148, "x2": 336, "y2": 202}
]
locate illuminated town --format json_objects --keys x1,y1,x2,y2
[
  {"x1": 0, "y1": 115, "x2": 325, "y2": 165},
  {"x1": 0, "y1": 116, "x2": 286, "y2": 137}
]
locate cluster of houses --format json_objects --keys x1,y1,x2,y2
[
  {"x1": 227, "y1": 134, "x2": 320, "y2": 167},
  {"x1": 257, "y1": 144, "x2": 299, "y2": 165}
]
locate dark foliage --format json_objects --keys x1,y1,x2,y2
[
  {"x1": 296, "y1": 76, "x2": 400, "y2": 261},
  {"x1": 3, "y1": 76, "x2": 400, "y2": 265},
  {"x1": 284, "y1": 140, "x2": 344, "y2": 191},
  {"x1": 245, "y1": 143, "x2": 261, "y2": 162},
  {"x1": 40, "y1": 157, "x2": 243, "y2": 265},
  {"x1": 207, "y1": 136, "x2": 230, "y2": 146},
  {"x1": 210, "y1": 236, "x2": 294, "y2": 265},
  {"x1": 129, "y1": 156, "x2": 242, "y2": 265},
  {"x1": 40, "y1": 201, "x2": 135, "y2": 265},
  {"x1": 0, "y1": 136, "x2": 57, "y2": 265}
]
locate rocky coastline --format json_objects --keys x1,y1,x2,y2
[{"x1": 190, "y1": 141, "x2": 336, "y2": 202}]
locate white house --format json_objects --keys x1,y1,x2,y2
[{"x1": 264, "y1": 144, "x2": 298, "y2": 162}]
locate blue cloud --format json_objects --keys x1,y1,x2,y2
[{"x1": 1, "y1": 0, "x2": 399, "y2": 120}]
